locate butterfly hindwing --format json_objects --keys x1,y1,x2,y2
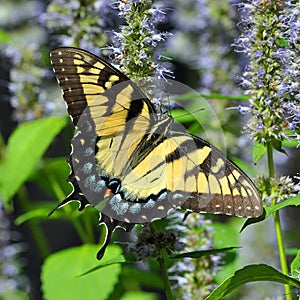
[
  {"x1": 50, "y1": 47, "x2": 263, "y2": 259},
  {"x1": 164, "y1": 131, "x2": 262, "y2": 217}
]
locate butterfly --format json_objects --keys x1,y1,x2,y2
[{"x1": 49, "y1": 47, "x2": 263, "y2": 259}]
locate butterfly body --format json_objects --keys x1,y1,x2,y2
[{"x1": 50, "y1": 47, "x2": 263, "y2": 259}]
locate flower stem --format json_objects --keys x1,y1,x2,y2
[
  {"x1": 158, "y1": 249, "x2": 174, "y2": 300},
  {"x1": 267, "y1": 143, "x2": 292, "y2": 300},
  {"x1": 149, "y1": 222, "x2": 174, "y2": 300},
  {"x1": 267, "y1": 142, "x2": 275, "y2": 179}
]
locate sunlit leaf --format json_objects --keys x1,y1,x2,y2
[
  {"x1": 79, "y1": 252, "x2": 136, "y2": 276},
  {"x1": 171, "y1": 247, "x2": 236, "y2": 260},
  {"x1": 252, "y1": 142, "x2": 267, "y2": 164},
  {"x1": 0, "y1": 117, "x2": 67, "y2": 208},
  {"x1": 0, "y1": 29, "x2": 12, "y2": 43},
  {"x1": 41, "y1": 245, "x2": 122, "y2": 300},
  {"x1": 206, "y1": 264, "x2": 300, "y2": 300},
  {"x1": 291, "y1": 250, "x2": 300, "y2": 279},
  {"x1": 15, "y1": 203, "x2": 55, "y2": 225},
  {"x1": 120, "y1": 291, "x2": 158, "y2": 300},
  {"x1": 241, "y1": 195, "x2": 300, "y2": 231}
]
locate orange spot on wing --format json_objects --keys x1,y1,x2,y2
[{"x1": 104, "y1": 189, "x2": 113, "y2": 197}]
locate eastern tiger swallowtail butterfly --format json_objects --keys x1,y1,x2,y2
[{"x1": 49, "y1": 47, "x2": 263, "y2": 259}]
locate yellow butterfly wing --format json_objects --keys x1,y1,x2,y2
[{"x1": 50, "y1": 47, "x2": 263, "y2": 259}]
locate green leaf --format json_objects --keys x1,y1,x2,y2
[
  {"x1": 79, "y1": 252, "x2": 137, "y2": 276},
  {"x1": 213, "y1": 219, "x2": 242, "y2": 248},
  {"x1": 275, "y1": 38, "x2": 289, "y2": 47},
  {"x1": 31, "y1": 158, "x2": 72, "y2": 199},
  {"x1": 122, "y1": 266, "x2": 164, "y2": 290},
  {"x1": 265, "y1": 195, "x2": 300, "y2": 215},
  {"x1": 120, "y1": 291, "x2": 158, "y2": 300},
  {"x1": 212, "y1": 219, "x2": 242, "y2": 283},
  {"x1": 171, "y1": 109, "x2": 200, "y2": 123},
  {"x1": 41, "y1": 244, "x2": 122, "y2": 300},
  {"x1": 14, "y1": 203, "x2": 55, "y2": 226},
  {"x1": 291, "y1": 250, "x2": 300, "y2": 278},
  {"x1": 240, "y1": 208, "x2": 266, "y2": 232},
  {"x1": 174, "y1": 92, "x2": 250, "y2": 102},
  {"x1": 0, "y1": 29, "x2": 12, "y2": 43},
  {"x1": 0, "y1": 117, "x2": 67, "y2": 208},
  {"x1": 206, "y1": 264, "x2": 300, "y2": 300},
  {"x1": 282, "y1": 139, "x2": 299, "y2": 148},
  {"x1": 171, "y1": 247, "x2": 237, "y2": 260},
  {"x1": 272, "y1": 139, "x2": 287, "y2": 155},
  {"x1": 252, "y1": 142, "x2": 267, "y2": 164},
  {"x1": 1, "y1": 290, "x2": 30, "y2": 300},
  {"x1": 241, "y1": 195, "x2": 300, "y2": 231},
  {"x1": 286, "y1": 248, "x2": 300, "y2": 256}
]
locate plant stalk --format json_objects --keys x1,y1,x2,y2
[
  {"x1": 267, "y1": 143, "x2": 291, "y2": 300},
  {"x1": 158, "y1": 250, "x2": 174, "y2": 300},
  {"x1": 149, "y1": 222, "x2": 174, "y2": 300}
]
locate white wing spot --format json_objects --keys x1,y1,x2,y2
[
  {"x1": 124, "y1": 218, "x2": 130, "y2": 223},
  {"x1": 238, "y1": 206, "x2": 242, "y2": 210},
  {"x1": 142, "y1": 215, "x2": 147, "y2": 220},
  {"x1": 246, "y1": 206, "x2": 251, "y2": 210},
  {"x1": 227, "y1": 205, "x2": 232, "y2": 209},
  {"x1": 167, "y1": 208, "x2": 174, "y2": 215},
  {"x1": 255, "y1": 206, "x2": 260, "y2": 210},
  {"x1": 59, "y1": 58, "x2": 63, "y2": 63},
  {"x1": 215, "y1": 204, "x2": 220, "y2": 208},
  {"x1": 157, "y1": 206, "x2": 165, "y2": 210}
]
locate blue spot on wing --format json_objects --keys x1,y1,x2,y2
[
  {"x1": 109, "y1": 194, "x2": 129, "y2": 215},
  {"x1": 83, "y1": 162, "x2": 93, "y2": 174},
  {"x1": 129, "y1": 203, "x2": 141, "y2": 214},
  {"x1": 84, "y1": 147, "x2": 94, "y2": 157},
  {"x1": 144, "y1": 199, "x2": 155, "y2": 209},
  {"x1": 84, "y1": 175, "x2": 106, "y2": 193},
  {"x1": 157, "y1": 192, "x2": 167, "y2": 201}
]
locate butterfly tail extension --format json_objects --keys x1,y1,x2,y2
[
  {"x1": 48, "y1": 190, "x2": 91, "y2": 217},
  {"x1": 97, "y1": 213, "x2": 135, "y2": 260}
]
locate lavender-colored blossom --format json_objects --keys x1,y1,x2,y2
[
  {"x1": 107, "y1": 0, "x2": 173, "y2": 105},
  {"x1": 257, "y1": 175, "x2": 300, "y2": 205},
  {"x1": 43, "y1": 0, "x2": 108, "y2": 55},
  {"x1": 168, "y1": 212, "x2": 221, "y2": 299},
  {"x1": 234, "y1": 0, "x2": 300, "y2": 148},
  {"x1": 236, "y1": 104, "x2": 251, "y2": 115},
  {"x1": 168, "y1": 0, "x2": 241, "y2": 94},
  {"x1": 3, "y1": 44, "x2": 65, "y2": 122},
  {"x1": 293, "y1": 176, "x2": 300, "y2": 194},
  {"x1": 0, "y1": 205, "x2": 29, "y2": 299}
]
